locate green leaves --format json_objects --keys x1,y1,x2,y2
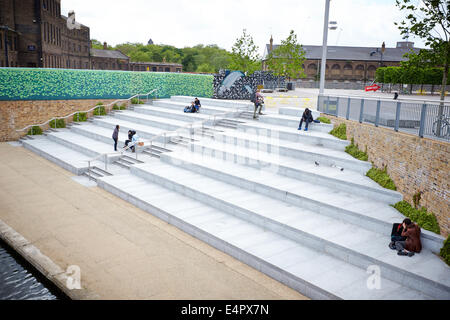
[
  {"x1": 392, "y1": 201, "x2": 440, "y2": 234},
  {"x1": 266, "y1": 30, "x2": 306, "y2": 81},
  {"x1": 329, "y1": 123, "x2": 347, "y2": 140},
  {"x1": 366, "y1": 166, "x2": 396, "y2": 190},
  {"x1": 229, "y1": 29, "x2": 261, "y2": 75}
]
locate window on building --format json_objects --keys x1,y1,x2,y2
[
  {"x1": 165, "y1": 67, "x2": 170, "y2": 72},
  {"x1": 176, "y1": 68, "x2": 181, "y2": 72},
  {"x1": 152, "y1": 67, "x2": 157, "y2": 72}
]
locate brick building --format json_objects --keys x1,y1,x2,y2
[
  {"x1": 0, "y1": 0, "x2": 182, "y2": 72},
  {"x1": 262, "y1": 36, "x2": 420, "y2": 82}
]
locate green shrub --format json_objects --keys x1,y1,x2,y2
[
  {"x1": 440, "y1": 236, "x2": 450, "y2": 266},
  {"x1": 27, "y1": 126, "x2": 42, "y2": 135},
  {"x1": 345, "y1": 138, "x2": 368, "y2": 161},
  {"x1": 73, "y1": 112, "x2": 87, "y2": 122},
  {"x1": 96, "y1": 102, "x2": 103, "y2": 106},
  {"x1": 93, "y1": 106, "x2": 106, "y2": 116},
  {"x1": 112, "y1": 104, "x2": 120, "y2": 110},
  {"x1": 316, "y1": 116, "x2": 331, "y2": 124},
  {"x1": 329, "y1": 123, "x2": 347, "y2": 140},
  {"x1": 49, "y1": 118, "x2": 66, "y2": 128},
  {"x1": 131, "y1": 97, "x2": 144, "y2": 104},
  {"x1": 366, "y1": 166, "x2": 397, "y2": 190},
  {"x1": 392, "y1": 201, "x2": 441, "y2": 234},
  {"x1": 120, "y1": 103, "x2": 127, "y2": 110}
]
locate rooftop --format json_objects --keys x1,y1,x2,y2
[
  {"x1": 263, "y1": 42, "x2": 421, "y2": 62},
  {"x1": 90, "y1": 49, "x2": 130, "y2": 60}
]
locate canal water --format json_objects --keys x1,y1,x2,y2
[{"x1": 0, "y1": 239, "x2": 65, "y2": 300}]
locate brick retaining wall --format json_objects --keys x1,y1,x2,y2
[
  {"x1": 0, "y1": 99, "x2": 122, "y2": 141},
  {"x1": 328, "y1": 115, "x2": 449, "y2": 237}
]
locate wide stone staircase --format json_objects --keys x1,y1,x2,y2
[{"x1": 21, "y1": 96, "x2": 450, "y2": 300}]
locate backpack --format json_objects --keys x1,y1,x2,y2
[{"x1": 250, "y1": 92, "x2": 256, "y2": 103}]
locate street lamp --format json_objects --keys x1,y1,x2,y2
[{"x1": 319, "y1": 0, "x2": 337, "y2": 95}]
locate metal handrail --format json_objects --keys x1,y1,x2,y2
[
  {"x1": 16, "y1": 88, "x2": 159, "y2": 133},
  {"x1": 84, "y1": 100, "x2": 250, "y2": 179},
  {"x1": 318, "y1": 93, "x2": 450, "y2": 106}
]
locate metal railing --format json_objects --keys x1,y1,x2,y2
[
  {"x1": 85, "y1": 101, "x2": 250, "y2": 179},
  {"x1": 16, "y1": 88, "x2": 159, "y2": 134},
  {"x1": 318, "y1": 94, "x2": 450, "y2": 142}
]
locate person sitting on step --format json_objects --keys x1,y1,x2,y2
[
  {"x1": 194, "y1": 98, "x2": 201, "y2": 113},
  {"x1": 184, "y1": 101, "x2": 196, "y2": 113},
  {"x1": 298, "y1": 108, "x2": 313, "y2": 131},
  {"x1": 388, "y1": 218, "x2": 409, "y2": 249},
  {"x1": 131, "y1": 131, "x2": 139, "y2": 153},
  {"x1": 124, "y1": 130, "x2": 133, "y2": 149},
  {"x1": 392, "y1": 219, "x2": 422, "y2": 257}
]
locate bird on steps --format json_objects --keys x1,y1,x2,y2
[{"x1": 314, "y1": 161, "x2": 319, "y2": 166}]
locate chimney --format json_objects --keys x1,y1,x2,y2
[
  {"x1": 269, "y1": 35, "x2": 273, "y2": 52},
  {"x1": 103, "y1": 42, "x2": 108, "y2": 50}
]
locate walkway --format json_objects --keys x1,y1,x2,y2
[{"x1": 0, "y1": 142, "x2": 306, "y2": 300}]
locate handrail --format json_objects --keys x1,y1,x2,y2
[
  {"x1": 83, "y1": 100, "x2": 250, "y2": 178},
  {"x1": 318, "y1": 92, "x2": 450, "y2": 106},
  {"x1": 16, "y1": 88, "x2": 159, "y2": 133}
]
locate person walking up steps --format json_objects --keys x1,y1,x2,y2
[
  {"x1": 112, "y1": 125, "x2": 120, "y2": 151},
  {"x1": 252, "y1": 90, "x2": 264, "y2": 119}
]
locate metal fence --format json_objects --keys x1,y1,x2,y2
[{"x1": 318, "y1": 95, "x2": 450, "y2": 142}]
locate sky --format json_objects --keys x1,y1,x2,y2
[{"x1": 61, "y1": 0, "x2": 426, "y2": 55}]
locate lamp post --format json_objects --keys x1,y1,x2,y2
[{"x1": 319, "y1": 0, "x2": 331, "y2": 96}]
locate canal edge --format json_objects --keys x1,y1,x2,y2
[{"x1": 0, "y1": 218, "x2": 99, "y2": 300}]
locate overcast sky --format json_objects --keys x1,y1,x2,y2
[{"x1": 61, "y1": 0, "x2": 426, "y2": 55}]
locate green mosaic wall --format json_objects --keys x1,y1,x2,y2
[{"x1": 0, "y1": 68, "x2": 214, "y2": 101}]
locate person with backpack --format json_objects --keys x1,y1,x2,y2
[
  {"x1": 298, "y1": 108, "x2": 314, "y2": 131},
  {"x1": 112, "y1": 125, "x2": 120, "y2": 151}
]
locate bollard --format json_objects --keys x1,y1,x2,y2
[
  {"x1": 419, "y1": 103, "x2": 427, "y2": 138},
  {"x1": 375, "y1": 100, "x2": 381, "y2": 127}
]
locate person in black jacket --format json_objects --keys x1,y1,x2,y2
[
  {"x1": 112, "y1": 125, "x2": 120, "y2": 151},
  {"x1": 388, "y1": 218, "x2": 410, "y2": 250},
  {"x1": 298, "y1": 108, "x2": 313, "y2": 131},
  {"x1": 124, "y1": 130, "x2": 136, "y2": 150}
]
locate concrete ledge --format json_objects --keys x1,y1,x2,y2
[{"x1": 0, "y1": 219, "x2": 99, "y2": 300}]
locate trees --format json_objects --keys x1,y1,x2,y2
[
  {"x1": 229, "y1": 29, "x2": 261, "y2": 75},
  {"x1": 266, "y1": 30, "x2": 307, "y2": 81},
  {"x1": 395, "y1": 1, "x2": 449, "y2": 113}
]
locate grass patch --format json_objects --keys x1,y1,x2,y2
[
  {"x1": 345, "y1": 138, "x2": 368, "y2": 161},
  {"x1": 329, "y1": 123, "x2": 347, "y2": 140},
  {"x1": 27, "y1": 126, "x2": 42, "y2": 135},
  {"x1": 49, "y1": 119, "x2": 65, "y2": 128},
  {"x1": 93, "y1": 106, "x2": 107, "y2": 116},
  {"x1": 73, "y1": 112, "x2": 87, "y2": 122},
  {"x1": 366, "y1": 166, "x2": 397, "y2": 190},
  {"x1": 131, "y1": 97, "x2": 144, "y2": 105},
  {"x1": 392, "y1": 201, "x2": 440, "y2": 234},
  {"x1": 440, "y1": 236, "x2": 450, "y2": 266},
  {"x1": 316, "y1": 116, "x2": 331, "y2": 124}
]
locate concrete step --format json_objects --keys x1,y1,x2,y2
[
  {"x1": 134, "y1": 105, "x2": 213, "y2": 124},
  {"x1": 45, "y1": 130, "x2": 122, "y2": 162},
  {"x1": 170, "y1": 96, "x2": 253, "y2": 110},
  {"x1": 211, "y1": 130, "x2": 371, "y2": 174},
  {"x1": 130, "y1": 162, "x2": 450, "y2": 299},
  {"x1": 279, "y1": 107, "x2": 321, "y2": 119},
  {"x1": 97, "y1": 173, "x2": 435, "y2": 300},
  {"x1": 237, "y1": 121, "x2": 350, "y2": 151},
  {"x1": 152, "y1": 100, "x2": 232, "y2": 115},
  {"x1": 114, "y1": 110, "x2": 188, "y2": 131},
  {"x1": 70, "y1": 124, "x2": 130, "y2": 147},
  {"x1": 160, "y1": 151, "x2": 442, "y2": 253},
  {"x1": 91, "y1": 117, "x2": 169, "y2": 143},
  {"x1": 260, "y1": 114, "x2": 333, "y2": 133},
  {"x1": 188, "y1": 139, "x2": 401, "y2": 204},
  {"x1": 21, "y1": 136, "x2": 101, "y2": 175}
]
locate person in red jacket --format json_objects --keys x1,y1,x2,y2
[{"x1": 394, "y1": 221, "x2": 422, "y2": 257}]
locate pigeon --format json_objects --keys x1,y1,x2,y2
[
  {"x1": 340, "y1": 168, "x2": 344, "y2": 172},
  {"x1": 314, "y1": 161, "x2": 319, "y2": 166}
]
